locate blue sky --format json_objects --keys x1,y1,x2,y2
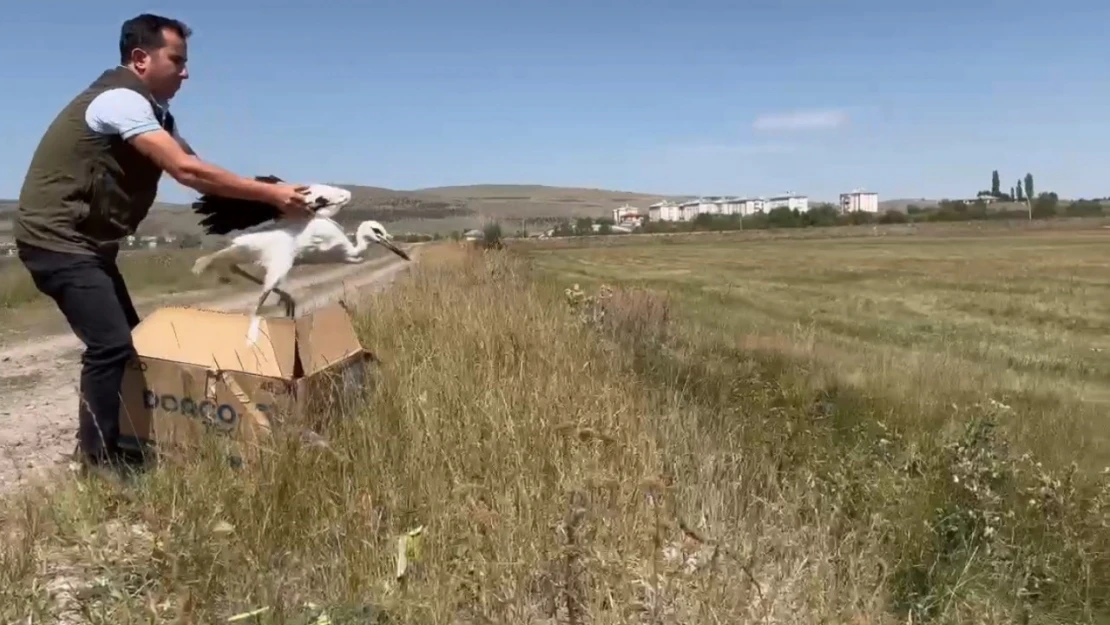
[{"x1": 1, "y1": 1, "x2": 1108, "y2": 204}]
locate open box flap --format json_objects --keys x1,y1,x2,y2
[
  {"x1": 131, "y1": 307, "x2": 297, "y2": 379},
  {"x1": 293, "y1": 302, "x2": 366, "y2": 376}
]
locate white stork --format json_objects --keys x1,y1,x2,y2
[{"x1": 189, "y1": 175, "x2": 411, "y2": 343}]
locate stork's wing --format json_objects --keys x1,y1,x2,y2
[
  {"x1": 313, "y1": 203, "x2": 343, "y2": 219},
  {"x1": 191, "y1": 175, "x2": 288, "y2": 235}
]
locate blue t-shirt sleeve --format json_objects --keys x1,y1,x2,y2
[{"x1": 84, "y1": 88, "x2": 163, "y2": 140}]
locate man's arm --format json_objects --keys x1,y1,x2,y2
[
  {"x1": 130, "y1": 131, "x2": 284, "y2": 202},
  {"x1": 85, "y1": 88, "x2": 280, "y2": 202}
]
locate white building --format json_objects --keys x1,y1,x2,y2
[
  {"x1": 705, "y1": 196, "x2": 747, "y2": 216},
  {"x1": 839, "y1": 189, "x2": 879, "y2": 213},
  {"x1": 649, "y1": 196, "x2": 772, "y2": 221},
  {"x1": 716, "y1": 197, "x2": 740, "y2": 215},
  {"x1": 696, "y1": 197, "x2": 722, "y2": 216},
  {"x1": 766, "y1": 193, "x2": 809, "y2": 212},
  {"x1": 611, "y1": 204, "x2": 643, "y2": 227},
  {"x1": 647, "y1": 200, "x2": 678, "y2": 222},
  {"x1": 736, "y1": 197, "x2": 766, "y2": 215},
  {"x1": 685, "y1": 196, "x2": 751, "y2": 217}
]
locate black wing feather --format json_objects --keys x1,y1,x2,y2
[{"x1": 191, "y1": 175, "x2": 285, "y2": 236}]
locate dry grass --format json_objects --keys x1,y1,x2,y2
[
  {"x1": 524, "y1": 231, "x2": 1110, "y2": 621},
  {"x1": 1, "y1": 236, "x2": 1108, "y2": 624}
]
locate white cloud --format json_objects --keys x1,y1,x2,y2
[
  {"x1": 752, "y1": 109, "x2": 849, "y2": 131},
  {"x1": 663, "y1": 142, "x2": 800, "y2": 156}
]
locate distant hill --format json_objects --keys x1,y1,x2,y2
[
  {"x1": 340, "y1": 183, "x2": 675, "y2": 220},
  {"x1": 2, "y1": 183, "x2": 679, "y2": 238},
  {"x1": 1, "y1": 190, "x2": 1066, "y2": 239}
]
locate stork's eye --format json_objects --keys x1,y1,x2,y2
[{"x1": 313, "y1": 197, "x2": 330, "y2": 208}]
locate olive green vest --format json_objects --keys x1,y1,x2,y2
[{"x1": 14, "y1": 66, "x2": 175, "y2": 255}]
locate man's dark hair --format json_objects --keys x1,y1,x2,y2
[{"x1": 118, "y1": 13, "x2": 191, "y2": 64}]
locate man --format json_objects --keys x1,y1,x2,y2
[{"x1": 14, "y1": 13, "x2": 312, "y2": 478}]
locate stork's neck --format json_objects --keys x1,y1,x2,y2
[{"x1": 352, "y1": 233, "x2": 373, "y2": 257}]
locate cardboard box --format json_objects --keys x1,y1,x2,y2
[{"x1": 117, "y1": 301, "x2": 373, "y2": 460}]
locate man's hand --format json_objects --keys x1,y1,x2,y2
[{"x1": 264, "y1": 183, "x2": 313, "y2": 218}]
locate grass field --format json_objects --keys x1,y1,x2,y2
[
  {"x1": 1, "y1": 234, "x2": 1108, "y2": 624},
  {"x1": 521, "y1": 230, "x2": 1110, "y2": 621},
  {"x1": 522, "y1": 229, "x2": 1110, "y2": 444}
]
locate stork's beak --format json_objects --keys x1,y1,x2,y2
[{"x1": 381, "y1": 238, "x2": 410, "y2": 261}]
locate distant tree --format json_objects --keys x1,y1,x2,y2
[
  {"x1": 553, "y1": 220, "x2": 575, "y2": 237},
  {"x1": 481, "y1": 221, "x2": 504, "y2": 249},
  {"x1": 1032, "y1": 192, "x2": 1059, "y2": 218},
  {"x1": 878, "y1": 210, "x2": 908, "y2": 224},
  {"x1": 991, "y1": 170, "x2": 1001, "y2": 197},
  {"x1": 842, "y1": 210, "x2": 876, "y2": 225},
  {"x1": 1065, "y1": 198, "x2": 1102, "y2": 217},
  {"x1": 574, "y1": 217, "x2": 594, "y2": 235},
  {"x1": 766, "y1": 206, "x2": 799, "y2": 228},
  {"x1": 1010, "y1": 186, "x2": 1016, "y2": 200},
  {"x1": 803, "y1": 203, "x2": 840, "y2": 227},
  {"x1": 691, "y1": 213, "x2": 714, "y2": 230},
  {"x1": 1015, "y1": 180, "x2": 1024, "y2": 202},
  {"x1": 1024, "y1": 173, "x2": 1034, "y2": 201}
]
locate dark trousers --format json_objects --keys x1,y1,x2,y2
[{"x1": 17, "y1": 241, "x2": 140, "y2": 463}]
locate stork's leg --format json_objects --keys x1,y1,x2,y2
[
  {"x1": 243, "y1": 243, "x2": 297, "y2": 345},
  {"x1": 281, "y1": 283, "x2": 296, "y2": 318},
  {"x1": 230, "y1": 264, "x2": 297, "y2": 318},
  {"x1": 246, "y1": 286, "x2": 273, "y2": 346},
  {"x1": 273, "y1": 276, "x2": 296, "y2": 318},
  {"x1": 254, "y1": 287, "x2": 274, "y2": 316}
]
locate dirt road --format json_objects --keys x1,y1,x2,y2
[{"x1": 0, "y1": 246, "x2": 420, "y2": 494}]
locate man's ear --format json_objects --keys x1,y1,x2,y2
[{"x1": 128, "y1": 47, "x2": 151, "y2": 70}]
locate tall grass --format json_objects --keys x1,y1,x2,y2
[
  {"x1": 0, "y1": 250, "x2": 227, "y2": 312},
  {"x1": 0, "y1": 242, "x2": 1106, "y2": 624}
]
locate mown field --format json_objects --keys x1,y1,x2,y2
[
  {"x1": 1, "y1": 233, "x2": 1108, "y2": 624},
  {"x1": 520, "y1": 230, "x2": 1110, "y2": 621}
]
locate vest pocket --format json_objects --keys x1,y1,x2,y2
[{"x1": 79, "y1": 162, "x2": 133, "y2": 241}]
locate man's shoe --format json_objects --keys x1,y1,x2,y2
[{"x1": 70, "y1": 446, "x2": 146, "y2": 487}]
